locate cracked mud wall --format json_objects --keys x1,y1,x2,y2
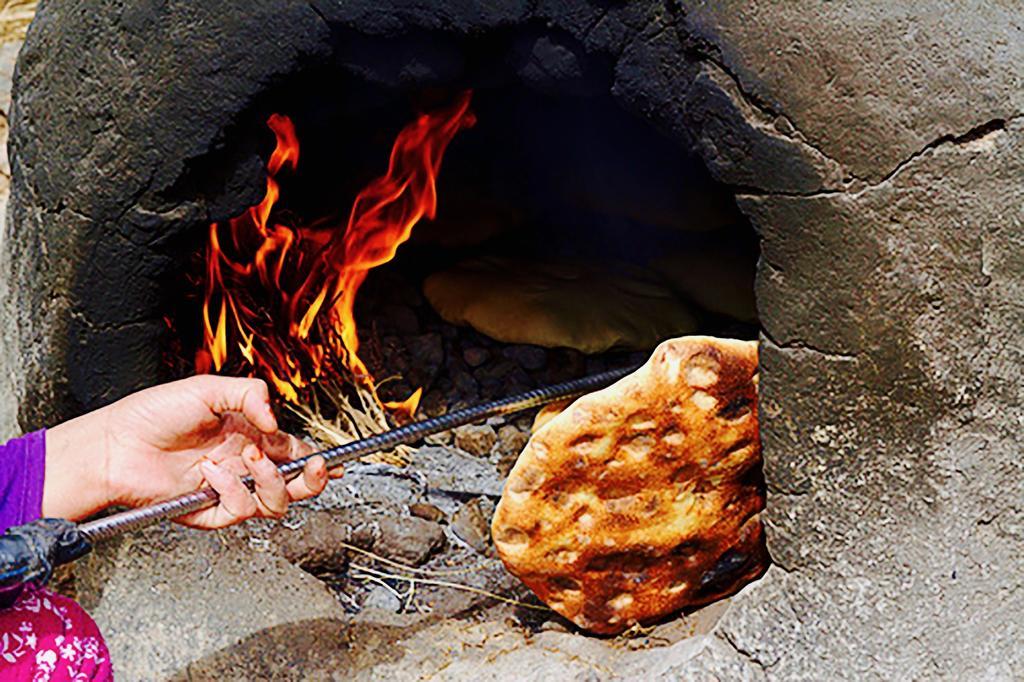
[
  {"x1": 725, "y1": 122, "x2": 1024, "y2": 678},
  {"x1": 678, "y1": 3, "x2": 1023, "y2": 187},
  {"x1": 678, "y1": 4, "x2": 1024, "y2": 678}
]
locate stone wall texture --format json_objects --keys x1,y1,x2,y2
[
  {"x1": 1, "y1": 1, "x2": 1022, "y2": 678},
  {"x1": 0, "y1": 32, "x2": 25, "y2": 439}
]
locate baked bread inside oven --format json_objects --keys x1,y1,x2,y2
[{"x1": 491, "y1": 336, "x2": 767, "y2": 634}]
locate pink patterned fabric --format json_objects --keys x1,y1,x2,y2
[{"x1": 0, "y1": 588, "x2": 112, "y2": 680}]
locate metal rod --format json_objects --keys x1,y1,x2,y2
[{"x1": 78, "y1": 365, "x2": 637, "y2": 543}]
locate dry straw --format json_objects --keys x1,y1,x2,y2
[
  {"x1": 0, "y1": 0, "x2": 36, "y2": 44},
  {"x1": 287, "y1": 377, "x2": 414, "y2": 466},
  {"x1": 339, "y1": 542, "x2": 551, "y2": 613}
]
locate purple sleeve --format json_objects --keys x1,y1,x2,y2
[{"x1": 0, "y1": 430, "x2": 46, "y2": 533}]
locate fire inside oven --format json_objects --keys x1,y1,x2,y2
[{"x1": 165, "y1": 84, "x2": 758, "y2": 423}]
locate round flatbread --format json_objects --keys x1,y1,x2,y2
[
  {"x1": 423, "y1": 256, "x2": 699, "y2": 354},
  {"x1": 491, "y1": 336, "x2": 767, "y2": 634}
]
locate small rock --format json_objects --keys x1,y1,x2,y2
[
  {"x1": 463, "y1": 347, "x2": 490, "y2": 367},
  {"x1": 495, "y1": 424, "x2": 529, "y2": 457},
  {"x1": 409, "y1": 446, "x2": 505, "y2": 497},
  {"x1": 450, "y1": 498, "x2": 495, "y2": 555},
  {"x1": 503, "y1": 344, "x2": 547, "y2": 371},
  {"x1": 474, "y1": 359, "x2": 517, "y2": 384},
  {"x1": 494, "y1": 425, "x2": 529, "y2": 476},
  {"x1": 408, "y1": 502, "x2": 446, "y2": 524},
  {"x1": 267, "y1": 510, "x2": 356, "y2": 573},
  {"x1": 409, "y1": 332, "x2": 444, "y2": 366},
  {"x1": 348, "y1": 522, "x2": 377, "y2": 550},
  {"x1": 502, "y1": 369, "x2": 534, "y2": 397},
  {"x1": 420, "y1": 391, "x2": 448, "y2": 418},
  {"x1": 379, "y1": 336, "x2": 410, "y2": 373},
  {"x1": 495, "y1": 450, "x2": 520, "y2": 479},
  {"x1": 452, "y1": 370, "x2": 479, "y2": 399},
  {"x1": 362, "y1": 585, "x2": 403, "y2": 613},
  {"x1": 424, "y1": 430, "x2": 453, "y2": 446},
  {"x1": 453, "y1": 424, "x2": 498, "y2": 457},
  {"x1": 311, "y1": 463, "x2": 420, "y2": 511},
  {"x1": 374, "y1": 516, "x2": 446, "y2": 566},
  {"x1": 407, "y1": 333, "x2": 444, "y2": 387},
  {"x1": 509, "y1": 412, "x2": 535, "y2": 430}
]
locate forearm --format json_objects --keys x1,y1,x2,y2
[{"x1": 43, "y1": 407, "x2": 116, "y2": 521}]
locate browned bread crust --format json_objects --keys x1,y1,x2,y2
[{"x1": 492, "y1": 336, "x2": 767, "y2": 634}]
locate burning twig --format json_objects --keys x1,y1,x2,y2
[
  {"x1": 287, "y1": 378, "x2": 414, "y2": 466},
  {"x1": 196, "y1": 94, "x2": 476, "y2": 411}
]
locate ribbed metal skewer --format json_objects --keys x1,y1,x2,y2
[{"x1": 78, "y1": 365, "x2": 637, "y2": 543}]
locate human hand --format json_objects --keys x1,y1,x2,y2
[{"x1": 44, "y1": 376, "x2": 342, "y2": 527}]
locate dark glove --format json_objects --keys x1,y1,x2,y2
[{"x1": 0, "y1": 518, "x2": 92, "y2": 591}]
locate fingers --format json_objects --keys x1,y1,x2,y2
[
  {"x1": 203, "y1": 433, "x2": 249, "y2": 477},
  {"x1": 193, "y1": 375, "x2": 278, "y2": 434},
  {"x1": 259, "y1": 430, "x2": 311, "y2": 463},
  {"x1": 242, "y1": 443, "x2": 289, "y2": 518},
  {"x1": 186, "y1": 376, "x2": 316, "y2": 470},
  {"x1": 175, "y1": 421, "x2": 342, "y2": 530},
  {"x1": 285, "y1": 455, "x2": 332, "y2": 501},
  {"x1": 184, "y1": 459, "x2": 258, "y2": 529}
]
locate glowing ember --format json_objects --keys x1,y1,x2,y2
[{"x1": 196, "y1": 92, "x2": 476, "y2": 412}]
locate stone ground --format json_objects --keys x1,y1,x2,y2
[
  {"x1": 73, "y1": 315, "x2": 761, "y2": 679},
  {"x1": 70, "y1": 459, "x2": 754, "y2": 680},
  {"x1": 56, "y1": 361, "x2": 761, "y2": 679}
]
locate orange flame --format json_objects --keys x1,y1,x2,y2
[
  {"x1": 197, "y1": 93, "x2": 475, "y2": 413},
  {"x1": 382, "y1": 387, "x2": 424, "y2": 423}
]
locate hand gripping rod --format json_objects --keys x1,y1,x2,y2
[{"x1": 78, "y1": 365, "x2": 636, "y2": 543}]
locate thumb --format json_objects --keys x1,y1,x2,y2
[{"x1": 192, "y1": 375, "x2": 278, "y2": 434}]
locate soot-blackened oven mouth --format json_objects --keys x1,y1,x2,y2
[
  {"x1": 155, "y1": 53, "x2": 767, "y2": 634},
  {"x1": 7, "y1": 0, "x2": 774, "y2": 664}
]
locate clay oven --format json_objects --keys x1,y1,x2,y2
[{"x1": 1, "y1": 1, "x2": 1021, "y2": 678}]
